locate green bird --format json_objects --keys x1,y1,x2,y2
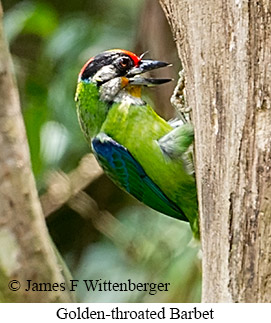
[{"x1": 75, "y1": 49, "x2": 199, "y2": 238}]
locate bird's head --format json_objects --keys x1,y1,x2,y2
[{"x1": 78, "y1": 49, "x2": 171, "y2": 104}]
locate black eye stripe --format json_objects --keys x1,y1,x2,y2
[{"x1": 80, "y1": 52, "x2": 134, "y2": 81}]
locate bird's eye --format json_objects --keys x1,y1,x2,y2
[
  {"x1": 116, "y1": 57, "x2": 131, "y2": 71},
  {"x1": 120, "y1": 61, "x2": 127, "y2": 67}
]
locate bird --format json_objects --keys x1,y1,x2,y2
[{"x1": 75, "y1": 49, "x2": 199, "y2": 238}]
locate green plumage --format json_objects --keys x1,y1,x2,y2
[{"x1": 76, "y1": 80, "x2": 199, "y2": 238}]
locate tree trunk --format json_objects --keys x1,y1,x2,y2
[
  {"x1": 0, "y1": 3, "x2": 74, "y2": 302},
  {"x1": 159, "y1": 0, "x2": 271, "y2": 302}
]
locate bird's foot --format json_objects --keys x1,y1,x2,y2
[{"x1": 170, "y1": 69, "x2": 191, "y2": 123}]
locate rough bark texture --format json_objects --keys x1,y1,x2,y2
[
  {"x1": 159, "y1": 0, "x2": 271, "y2": 302},
  {"x1": 0, "y1": 3, "x2": 74, "y2": 302}
]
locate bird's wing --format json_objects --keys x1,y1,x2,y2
[
  {"x1": 159, "y1": 123, "x2": 194, "y2": 175},
  {"x1": 92, "y1": 133, "x2": 188, "y2": 222}
]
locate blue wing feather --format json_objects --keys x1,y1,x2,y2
[{"x1": 92, "y1": 133, "x2": 188, "y2": 222}]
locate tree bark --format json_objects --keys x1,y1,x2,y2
[
  {"x1": 0, "y1": 3, "x2": 74, "y2": 302},
  {"x1": 159, "y1": 0, "x2": 271, "y2": 302}
]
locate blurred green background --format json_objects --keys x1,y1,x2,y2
[{"x1": 2, "y1": 0, "x2": 201, "y2": 302}]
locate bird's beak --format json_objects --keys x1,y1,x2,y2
[{"x1": 127, "y1": 59, "x2": 172, "y2": 86}]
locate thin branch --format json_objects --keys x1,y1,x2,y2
[
  {"x1": 41, "y1": 154, "x2": 157, "y2": 263},
  {"x1": 41, "y1": 154, "x2": 103, "y2": 217}
]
